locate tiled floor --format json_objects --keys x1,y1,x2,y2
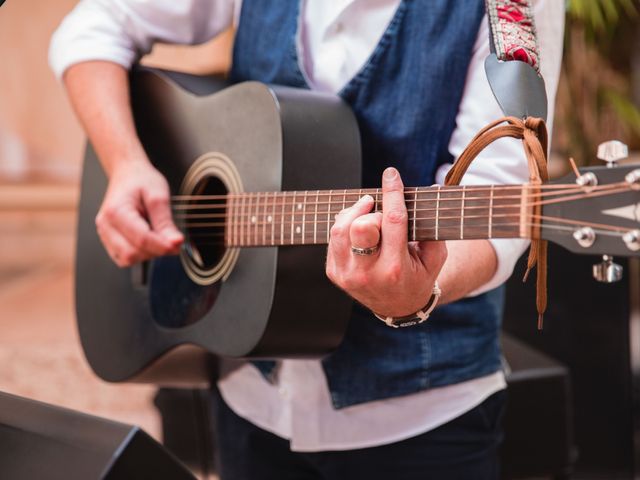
[{"x1": 0, "y1": 183, "x2": 161, "y2": 441}]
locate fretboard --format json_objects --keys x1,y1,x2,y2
[{"x1": 177, "y1": 185, "x2": 530, "y2": 247}]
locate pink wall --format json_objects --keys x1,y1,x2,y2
[{"x1": 0, "y1": 0, "x2": 232, "y2": 183}]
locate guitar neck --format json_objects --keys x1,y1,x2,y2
[{"x1": 178, "y1": 185, "x2": 532, "y2": 247}]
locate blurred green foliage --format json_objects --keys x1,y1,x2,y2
[
  {"x1": 567, "y1": 0, "x2": 636, "y2": 32},
  {"x1": 556, "y1": 0, "x2": 640, "y2": 164}
]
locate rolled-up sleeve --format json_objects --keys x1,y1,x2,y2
[
  {"x1": 435, "y1": 0, "x2": 565, "y2": 296},
  {"x1": 49, "y1": 0, "x2": 236, "y2": 79}
]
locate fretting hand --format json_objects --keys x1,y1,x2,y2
[{"x1": 326, "y1": 167, "x2": 448, "y2": 318}]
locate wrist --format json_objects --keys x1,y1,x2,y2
[
  {"x1": 373, "y1": 281, "x2": 442, "y2": 328},
  {"x1": 105, "y1": 150, "x2": 153, "y2": 178}
]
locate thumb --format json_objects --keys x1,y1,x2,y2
[
  {"x1": 143, "y1": 190, "x2": 184, "y2": 246},
  {"x1": 415, "y1": 240, "x2": 448, "y2": 277}
]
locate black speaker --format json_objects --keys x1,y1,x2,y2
[
  {"x1": 503, "y1": 244, "x2": 640, "y2": 478},
  {"x1": 501, "y1": 333, "x2": 575, "y2": 479},
  {"x1": 0, "y1": 390, "x2": 195, "y2": 479}
]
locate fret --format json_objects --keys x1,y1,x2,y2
[
  {"x1": 262, "y1": 191, "x2": 267, "y2": 246},
  {"x1": 236, "y1": 194, "x2": 241, "y2": 247},
  {"x1": 342, "y1": 189, "x2": 347, "y2": 211},
  {"x1": 270, "y1": 192, "x2": 275, "y2": 246},
  {"x1": 488, "y1": 185, "x2": 494, "y2": 238},
  {"x1": 240, "y1": 194, "x2": 246, "y2": 247},
  {"x1": 435, "y1": 185, "x2": 441, "y2": 241},
  {"x1": 493, "y1": 185, "x2": 521, "y2": 238},
  {"x1": 231, "y1": 195, "x2": 236, "y2": 247},
  {"x1": 460, "y1": 185, "x2": 466, "y2": 240},
  {"x1": 226, "y1": 196, "x2": 232, "y2": 247},
  {"x1": 253, "y1": 192, "x2": 259, "y2": 246},
  {"x1": 519, "y1": 184, "x2": 529, "y2": 238},
  {"x1": 280, "y1": 192, "x2": 286, "y2": 246},
  {"x1": 313, "y1": 190, "x2": 319, "y2": 244},
  {"x1": 246, "y1": 193, "x2": 252, "y2": 246},
  {"x1": 302, "y1": 190, "x2": 307, "y2": 245},
  {"x1": 326, "y1": 190, "x2": 332, "y2": 243},
  {"x1": 251, "y1": 193, "x2": 260, "y2": 245},
  {"x1": 438, "y1": 186, "x2": 462, "y2": 240},
  {"x1": 294, "y1": 193, "x2": 303, "y2": 242},
  {"x1": 412, "y1": 187, "x2": 418, "y2": 241},
  {"x1": 247, "y1": 192, "x2": 252, "y2": 246},
  {"x1": 228, "y1": 195, "x2": 234, "y2": 247},
  {"x1": 290, "y1": 191, "x2": 295, "y2": 245},
  {"x1": 464, "y1": 185, "x2": 494, "y2": 239},
  {"x1": 252, "y1": 193, "x2": 257, "y2": 245},
  {"x1": 374, "y1": 189, "x2": 380, "y2": 213}
]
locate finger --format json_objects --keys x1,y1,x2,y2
[
  {"x1": 143, "y1": 189, "x2": 184, "y2": 250},
  {"x1": 415, "y1": 240, "x2": 448, "y2": 277},
  {"x1": 97, "y1": 222, "x2": 143, "y2": 267},
  {"x1": 109, "y1": 204, "x2": 176, "y2": 257},
  {"x1": 329, "y1": 195, "x2": 374, "y2": 263},
  {"x1": 380, "y1": 168, "x2": 408, "y2": 258},
  {"x1": 349, "y1": 211, "x2": 382, "y2": 253}
]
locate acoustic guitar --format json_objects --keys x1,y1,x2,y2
[{"x1": 76, "y1": 67, "x2": 640, "y2": 384}]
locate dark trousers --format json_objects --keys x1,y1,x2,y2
[{"x1": 212, "y1": 388, "x2": 506, "y2": 480}]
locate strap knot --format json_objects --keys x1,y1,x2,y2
[{"x1": 445, "y1": 116, "x2": 549, "y2": 329}]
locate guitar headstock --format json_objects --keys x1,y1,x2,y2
[{"x1": 541, "y1": 141, "x2": 640, "y2": 282}]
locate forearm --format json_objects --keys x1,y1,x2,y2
[
  {"x1": 64, "y1": 61, "x2": 147, "y2": 176},
  {"x1": 63, "y1": 61, "x2": 183, "y2": 267},
  {"x1": 437, "y1": 239, "x2": 497, "y2": 305}
]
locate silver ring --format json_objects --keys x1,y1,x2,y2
[{"x1": 350, "y1": 245, "x2": 379, "y2": 256}]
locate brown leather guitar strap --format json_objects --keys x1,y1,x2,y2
[
  {"x1": 442, "y1": 0, "x2": 550, "y2": 327},
  {"x1": 444, "y1": 117, "x2": 549, "y2": 328}
]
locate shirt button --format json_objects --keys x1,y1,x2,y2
[{"x1": 279, "y1": 387, "x2": 290, "y2": 399}]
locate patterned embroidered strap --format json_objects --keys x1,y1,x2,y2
[{"x1": 485, "y1": 0, "x2": 540, "y2": 73}]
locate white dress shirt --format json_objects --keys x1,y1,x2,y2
[{"x1": 50, "y1": 0, "x2": 564, "y2": 451}]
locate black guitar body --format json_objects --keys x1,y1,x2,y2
[
  {"x1": 76, "y1": 68, "x2": 640, "y2": 385},
  {"x1": 76, "y1": 68, "x2": 361, "y2": 383}
]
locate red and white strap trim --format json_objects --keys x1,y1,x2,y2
[{"x1": 485, "y1": 0, "x2": 540, "y2": 73}]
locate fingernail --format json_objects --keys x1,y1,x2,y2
[
  {"x1": 166, "y1": 229, "x2": 183, "y2": 242},
  {"x1": 383, "y1": 168, "x2": 397, "y2": 180},
  {"x1": 360, "y1": 194, "x2": 373, "y2": 203}
]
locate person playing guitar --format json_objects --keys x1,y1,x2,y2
[{"x1": 50, "y1": 1, "x2": 565, "y2": 478}]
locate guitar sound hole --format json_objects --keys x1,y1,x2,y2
[
  {"x1": 150, "y1": 174, "x2": 227, "y2": 330},
  {"x1": 184, "y1": 175, "x2": 227, "y2": 272},
  {"x1": 178, "y1": 152, "x2": 241, "y2": 287}
]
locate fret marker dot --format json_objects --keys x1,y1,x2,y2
[
  {"x1": 297, "y1": 203, "x2": 302, "y2": 211},
  {"x1": 296, "y1": 226, "x2": 301, "y2": 234},
  {"x1": 267, "y1": 216, "x2": 272, "y2": 223},
  {"x1": 251, "y1": 216, "x2": 257, "y2": 224}
]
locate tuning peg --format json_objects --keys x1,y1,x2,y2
[
  {"x1": 593, "y1": 255, "x2": 623, "y2": 283},
  {"x1": 569, "y1": 157, "x2": 598, "y2": 188},
  {"x1": 597, "y1": 140, "x2": 628, "y2": 168}
]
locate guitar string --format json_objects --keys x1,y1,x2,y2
[
  {"x1": 188, "y1": 221, "x2": 628, "y2": 246},
  {"x1": 183, "y1": 212, "x2": 523, "y2": 229},
  {"x1": 171, "y1": 187, "x2": 630, "y2": 231},
  {"x1": 182, "y1": 212, "x2": 628, "y2": 240},
  {"x1": 171, "y1": 183, "x2": 619, "y2": 207},
  {"x1": 173, "y1": 185, "x2": 629, "y2": 227},
  {"x1": 170, "y1": 183, "x2": 627, "y2": 212},
  {"x1": 170, "y1": 182, "x2": 595, "y2": 202},
  {"x1": 176, "y1": 203, "x2": 522, "y2": 219},
  {"x1": 170, "y1": 186, "x2": 597, "y2": 211},
  {"x1": 183, "y1": 211, "x2": 629, "y2": 236}
]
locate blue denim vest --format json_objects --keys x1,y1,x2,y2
[{"x1": 231, "y1": 0, "x2": 505, "y2": 409}]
